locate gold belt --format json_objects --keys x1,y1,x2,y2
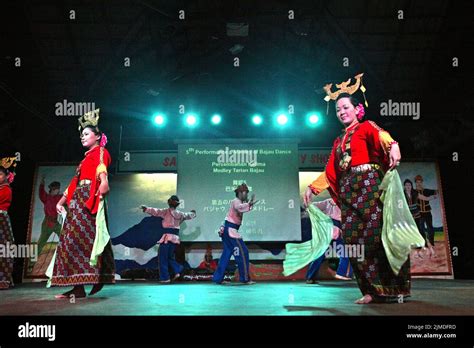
[
  {"x1": 350, "y1": 163, "x2": 380, "y2": 173},
  {"x1": 78, "y1": 179, "x2": 92, "y2": 186}
]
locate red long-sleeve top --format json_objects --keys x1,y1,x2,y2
[
  {"x1": 64, "y1": 145, "x2": 111, "y2": 214},
  {"x1": 309, "y1": 120, "x2": 395, "y2": 205},
  {"x1": 0, "y1": 184, "x2": 12, "y2": 211}
]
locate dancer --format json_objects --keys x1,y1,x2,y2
[
  {"x1": 37, "y1": 177, "x2": 62, "y2": 255},
  {"x1": 140, "y1": 195, "x2": 196, "y2": 283},
  {"x1": 212, "y1": 183, "x2": 257, "y2": 285},
  {"x1": 46, "y1": 109, "x2": 115, "y2": 298},
  {"x1": 0, "y1": 157, "x2": 16, "y2": 290},
  {"x1": 415, "y1": 175, "x2": 439, "y2": 258},
  {"x1": 305, "y1": 198, "x2": 352, "y2": 284},
  {"x1": 304, "y1": 74, "x2": 417, "y2": 304}
]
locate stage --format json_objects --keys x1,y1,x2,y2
[{"x1": 1, "y1": 279, "x2": 472, "y2": 316}]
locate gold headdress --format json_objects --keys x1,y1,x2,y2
[
  {"x1": 0, "y1": 157, "x2": 17, "y2": 171},
  {"x1": 322, "y1": 73, "x2": 368, "y2": 114},
  {"x1": 0, "y1": 157, "x2": 17, "y2": 183},
  {"x1": 78, "y1": 108, "x2": 100, "y2": 132}
]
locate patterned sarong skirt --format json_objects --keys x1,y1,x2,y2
[
  {"x1": 339, "y1": 165, "x2": 411, "y2": 299},
  {"x1": 49, "y1": 183, "x2": 115, "y2": 286},
  {"x1": 0, "y1": 210, "x2": 14, "y2": 289}
]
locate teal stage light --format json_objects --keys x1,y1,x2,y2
[
  {"x1": 276, "y1": 113, "x2": 288, "y2": 126},
  {"x1": 185, "y1": 114, "x2": 198, "y2": 127},
  {"x1": 152, "y1": 113, "x2": 166, "y2": 127},
  {"x1": 211, "y1": 114, "x2": 222, "y2": 125},
  {"x1": 252, "y1": 114, "x2": 263, "y2": 125},
  {"x1": 306, "y1": 112, "x2": 322, "y2": 127}
]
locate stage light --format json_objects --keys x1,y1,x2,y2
[
  {"x1": 211, "y1": 114, "x2": 222, "y2": 125},
  {"x1": 276, "y1": 113, "x2": 288, "y2": 126},
  {"x1": 306, "y1": 112, "x2": 322, "y2": 127},
  {"x1": 185, "y1": 114, "x2": 198, "y2": 127},
  {"x1": 252, "y1": 114, "x2": 263, "y2": 125},
  {"x1": 309, "y1": 114, "x2": 319, "y2": 124},
  {"x1": 152, "y1": 113, "x2": 166, "y2": 127}
]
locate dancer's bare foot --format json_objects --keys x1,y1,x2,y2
[
  {"x1": 354, "y1": 294, "x2": 373, "y2": 304},
  {"x1": 428, "y1": 246, "x2": 436, "y2": 258},
  {"x1": 54, "y1": 289, "x2": 74, "y2": 299},
  {"x1": 335, "y1": 274, "x2": 352, "y2": 281},
  {"x1": 55, "y1": 285, "x2": 86, "y2": 299},
  {"x1": 89, "y1": 283, "x2": 104, "y2": 296},
  {"x1": 173, "y1": 273, "x2": 181, "y2": 281}
]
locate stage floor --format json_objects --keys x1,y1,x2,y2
[{"x1": 1, "y1": 279, "x2": 473, "y2": 316}]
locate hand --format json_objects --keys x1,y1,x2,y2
[
  {"x1": 140, "y1": 205, "x2": 147, "y2": 212},
  {"x1": 56, "y1": 203, "x2": 65, "y2": 215},
  {"x1": 303, "y1": 187, "x2": 314, "y2": 208},
  {"x1": 388, "y1": 143, "x2": 401, "y2": 170},
  {"x1": 98, "y1": 181, "x2": 110, "y2": 197},
  {"x1": 332, "y1": 227, "x2": 341, "y2": 240}
]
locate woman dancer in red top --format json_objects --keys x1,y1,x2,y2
[
  {"x1": 304, "y1": 83, "x2": 406, "y2": 304},
  {"x1": 48, "y1": 109, "x2": 115, "y2": 299},
  {"x1": 0, "y1": 157, "x2": 16, "y2": 290}
]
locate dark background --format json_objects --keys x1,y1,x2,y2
[{"x1": 1, "y1": 0, "x2": 473, "y2": 282}]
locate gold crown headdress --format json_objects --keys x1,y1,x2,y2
[
  {"x1": 0, "y1": 157, "x2": 17, "y2": 183},
  {"x1": 78, "y1": 108, "x2": 100, "y2": 132},
  {"x1": 0, "y1": 157, "x2": 17, "y2": 171},
  {"x1": 322, "y1": 73, "x2": 367, "y2": 114}
]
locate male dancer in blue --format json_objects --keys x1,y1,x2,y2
[
  {"x1": 141, "y1": 195, "x2": 196, "y2": 283},
  {"x1": 213, "y1": 183, "x2": 257, "y2": 285},
  {"x1": 305, "y1": 198, "x2": 353, "y2": 284}
]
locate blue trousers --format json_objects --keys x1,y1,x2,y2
[
  {"x1": 306, "y1": 237, "x2": 353, "y2": 280},
  {"x1": 213, "y1": 221, "x2": 251, "y2": 283},
  {"x1": 158, "y1": 228, "x2": 184, "y2": 281}
]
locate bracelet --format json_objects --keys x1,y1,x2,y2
[{"x1": 388, "y1": 141, "x2": 398, "y2": 151}]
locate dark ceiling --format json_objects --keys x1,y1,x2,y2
[{"x1": 1, "y1": 0, "x2": 473, "y2": 162}]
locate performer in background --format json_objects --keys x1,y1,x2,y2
[
  {"x1": 0, "y1": 157, "x2": 16, "y2": 290},
  {"x1": 414, "y1": 175, "x2": 439, "y2": 258},
  {"x1": 213, "y1": 183, "x2": 257, "y2": 285},
  {"x1": 306, "y1": 198, "x2": 352, "y2": 284},
  {"x1": 304, "y1": 74, "x2": 410, "y2": 304},
  {"x1": 37, "y1": 177, "x2": 62, "y2": 256},
  {"x1": 197, "y1": 246, "x2": 218, "y2": 273},
  {"x1": 140, "y1": 195, "x2": 196, "y2": 283},
  {"x1": 403, "y1": 179, "x2": 426, "y2": 259},
  {"x1": 47, "y1": 109, "x2": 115, "y2": 298}
]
